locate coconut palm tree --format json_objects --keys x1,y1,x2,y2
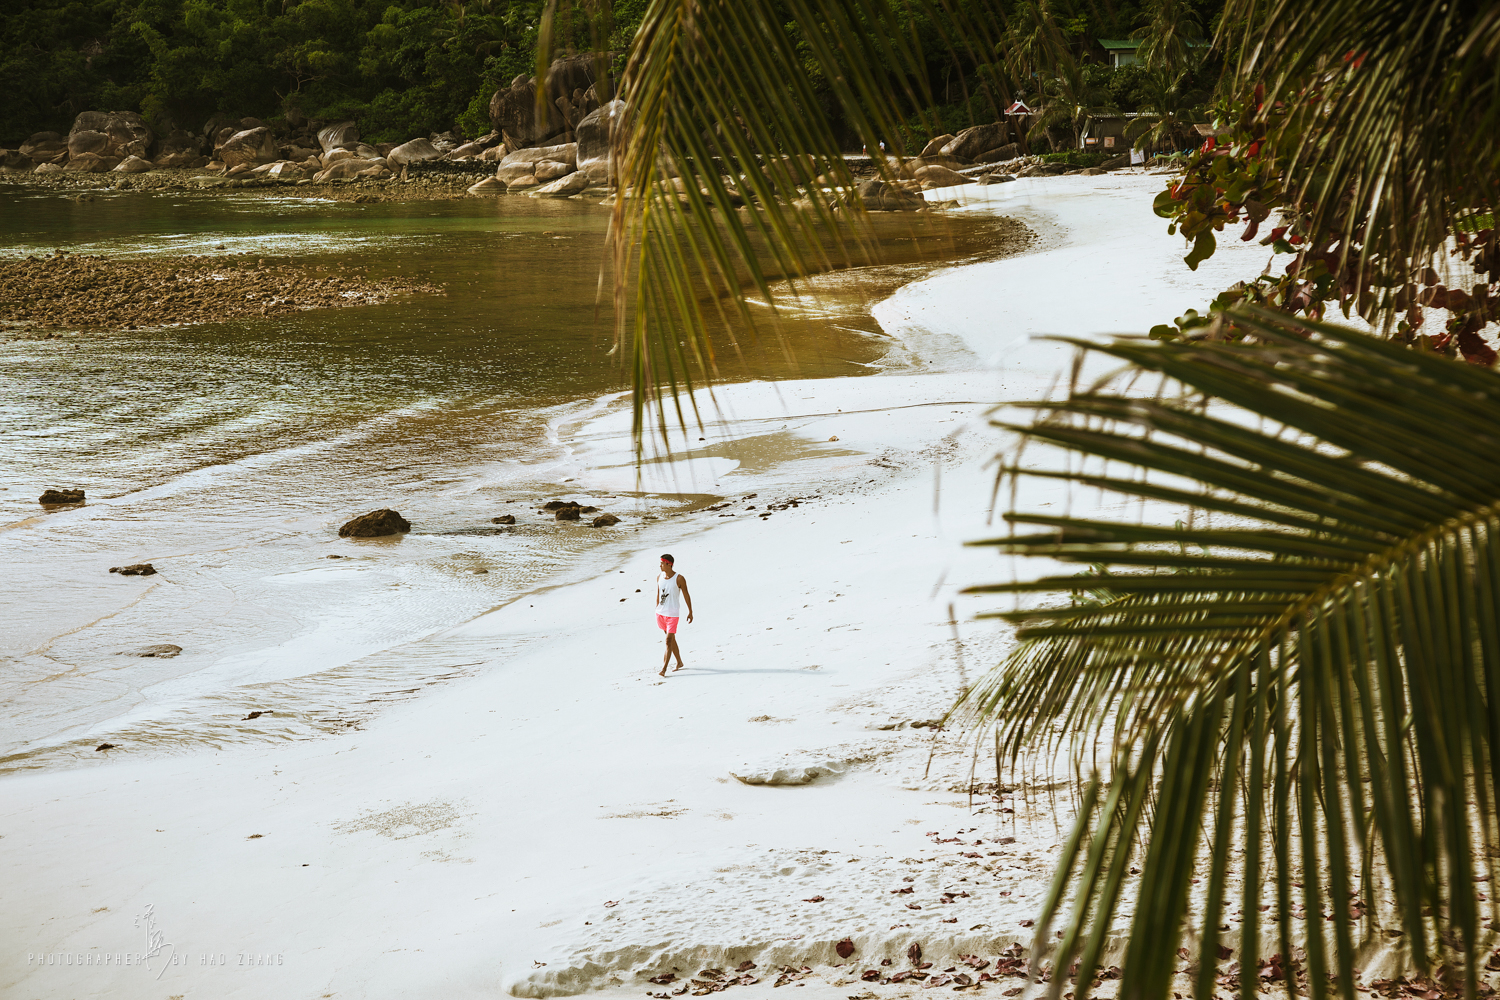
[
  {"x1": 1029, "y1": 57, "x2": 1115, "y2": 152},
  {"x1": 1123, "y1": 62, "x2": 1207, "y2": 153},
  {"x1": 583, "y1": 2, "x2": 1500, "y2": 995}
]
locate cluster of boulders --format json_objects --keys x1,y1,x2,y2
[
  {"x1": 463, "y1": 99, "x2": 624, "y2": 199},
  {"x1": 0, "y1": 111, "x2": 514, "y2": 184},
  {"x1": 889, "y1": 123, "x2": 1133, "y2": 190}
]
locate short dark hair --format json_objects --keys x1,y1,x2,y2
[{"x1": 660, "y1": 553, "x2": 674, "y2": 563}]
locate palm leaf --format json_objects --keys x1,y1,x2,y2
[
  {"x1": 606, "y1": 0, "x2": 941, "y2": 454},
  {"x1": 957, "y1": 306, "x2": 1500, "y2": 1000}
]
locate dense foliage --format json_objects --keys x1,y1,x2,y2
[{"x1": 1, "y1": 0, "x2": 1225, "y2": 147}]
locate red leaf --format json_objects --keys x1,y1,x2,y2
[
  {"x1": 1019, "y1": 919, "x2": 1035, "y2": 928},
  {"x1": 837, "y1": 939, "x2": 855, "y2": 959},
  {"x1": 909, "y1": 944, "x2": 923, "y2": 965}
]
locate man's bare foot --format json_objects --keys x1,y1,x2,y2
[
  {"x1": 672, "y1": 663, "x2": 684, "y2": 671},
  {"x1": 658, "y1": 666, "x2": 667, "y2": 677}
]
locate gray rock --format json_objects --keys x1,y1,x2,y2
[
  {"x1": 913, "y1": 163, "x2": 971, "y2": 187},
  {"x1": 501, "y1": 142, "x2": 578, "y2": 166},
  {"x1": 495, "y1": 162, "x2": 539, "y2": 185},
  {"x1": 70, "y1": 111, "x2": 154, "y2": 159},
  {"x1": 0, "y1": 149, "x2": 34, "y2": 171},
  {"x1": 386, "y1": 138, "x2": 444, "y2": 168},
  {"x1": 467, "y1": 177, "x2": 507, "y2": 196},
  {"x1": 218, "y1": 127, "x2": 279, "y2": 169},
  {"x1": 317, "y1": 121, "x2": 360, "y2": 154},
  {"x1": 113, "y1": 155, "x2": 153, "y2": 174},
  {"x1": 532, "y1": 171, "x2": 589, "y2": 197},
  {"x1": 575, "y1": 100, "x2": 627, "y2": 184},
  {"x1": 942, "y1": 122, "x2": 1010, "y2": 161},
  {"x1": 21, "y1": 132, "x2": 67, "y2": 162},
  {"x1": 338, "y1": 509, "x2": 411, "y2": 538},
  {"x1": 533, "y1": 159, "x2": 574, "y2": 181},
  {"x1": 973, "y1": 143, "x2": 1021, "y2": 164},
  {"x1": 489, "y1": 53, "x2": 610, "y2": 147},
  {"x1": 68, "y1": 130, "x2": 110, "y2": 158},
  {"x1": 64, "y1": 152, "x2": 117, "y2": 172}
]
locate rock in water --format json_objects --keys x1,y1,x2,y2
[
  {"x1": 555, "y1": 506, "x2": 582, "y2": 521},
  {"x1": 541, "y1": 500, "x2": 575, "y2": 510},
  {"x1": 338, "y1": 509, "x2": 411, "y2": 538},
  {"x1": 39, "y1": 488, "x2": 85, "y2": 504},
  {"x1": 491, "y1": 514, "x2": 516, "y2": 524},
  {"x1": 109, "y1": 564, "x2": 157, "y2": 576},
  {"x1": 118, "y1": 644, "x2": 182, "y2": 658},
  {"x1": 591, "y1": 514, "x2": 620, "y2": 527}
]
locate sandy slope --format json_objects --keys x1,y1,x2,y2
[{"x1": 3, "y1": 173, "x2": 1279, "y2": 999}]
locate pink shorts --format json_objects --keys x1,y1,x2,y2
[{"x1": 656, "y1": 614, "x2": 679, "y2": 634}]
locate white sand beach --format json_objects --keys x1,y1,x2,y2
[{"x1": 3, "y1": 173, "x2": 1280, "y2": 999}]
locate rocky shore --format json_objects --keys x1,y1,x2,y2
[{"x1": 0, "y1": 252, "x2": 441, "y2": 332}]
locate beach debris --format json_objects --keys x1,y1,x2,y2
[
  {"x1": 649, "y1": 973, "x2": 678, "y2": 985},
  {"x1": 603, "y1": 900, "x2": 618, "y2": 907},
  {"x1": 906, "y1": 903, "x2": 922, "y2": 910},
  {"x1": 737, "y1": 962, "x2": 756, "y2": 972},
  {"x1": 492, "y1": 514, "x2": 516, "y2": 524},
  {"x1": 248, "y1": 833, "x2": 263, "y2": 839},
  {"x1": 801, "y1": 895, "x2": 825, "y2": 903},
  {"x1": 339, "y1": 508, "x2": 410, "y2": 538},
  {"x1": 837, "y1": 939, "x2": 856, "y2": 959},
  {"x1": 243, "y1": 711, "x2": 265, "y2": 720},
  {"x1": 828, "y1": 435, "x2": 839, "y2": 442},
  {"x1": 908, "y1": 944, "x2": 923, "y2": 966},
  {"x1": 95, "y1": 743, "x2": 117, "y2": 751},
  {"x1": 592, "y1": 514, "x2": 620, "y2": 527},
  {"x1": 891, "y1": 886, "x2": 913, "y2": 894},
  {"x1": 109, "y1": 563, "x2": 156, "y2": 576},
  {"x1": 39, "y1": 488, "x2": 85, "y2": 504},
  {"x1": 118, "y1": 643, "x2": 181, "y2": 657}
]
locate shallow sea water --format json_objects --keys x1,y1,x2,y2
[{"x1": 0, "y1": 186, "x2": 1020, "y2": 772}]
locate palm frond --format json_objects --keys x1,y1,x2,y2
[
  {"x1": 958, "y1": 307, "x2": 1500, "y2": 1000},
  {"x1": 607, "y1": 0, "x2": 940, "y2": 453}
]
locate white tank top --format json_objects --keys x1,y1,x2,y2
[{"x1": 657, "y1": 573, "x2": 682, "y2": 616}]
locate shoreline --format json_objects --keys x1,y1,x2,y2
[{"x1": 2, "y1": 173, "x2": 1323, "y2": 1000}]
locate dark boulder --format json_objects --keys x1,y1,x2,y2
[
  {"x1": 338, "y1": 509, "x2": 411, "y2": 537},
  {"x1": 491, "y1": 514, "x2": 516, "y2": 525},
  {"x1": 555, "y1": 506, "x2": 581, "y2": 521},
  {"x1": 70, "y1": 111, "x2": 154, "y2": 159},
  {"x1": 110, "y1": 563, "x2": 157, "y2": 576},
  {"x1": 490, "y1": 52, "x2": 612, "y2": 148},
  {"x1": 39, "y1": 488, "x2": 85, "y2": 504},
  {"x1": 973, "y1": 143, "x2": 1021, "y2": 164},
  {"x1": 541, "y1": 499, "x2": 574, "y2": 510},
  {"x1": 592, "y1": 514, "x2": 620, "y2": 527},
  {"x1": 118, "y1": 644, "x2": 182, "y2": 658}
]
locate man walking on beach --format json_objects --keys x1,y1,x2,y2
[{"x1": 655, "y1": 553, "x2": 693, "y2": 676}]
